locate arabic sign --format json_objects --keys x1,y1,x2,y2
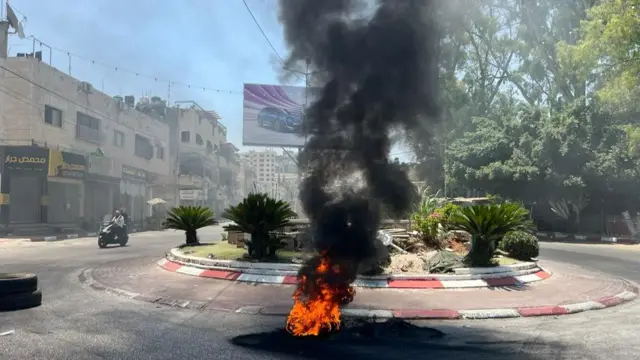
[
  {"x1": 243, "y1": 83, "x2": 318, "y2": 147},
  {"x1": 4, "y1": 146, "x2": 49, "y2": 172},
  {"x1": 48, "y1": 150, "x2": 86, "y2": 179},
  {"x1": 179, "y1": 189, "x2": 204, "y2": 201},
  {"x1": 121, "y1": 164, "x2": 147, "y2": 182}
]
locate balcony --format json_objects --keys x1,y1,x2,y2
[
  {"x1": 76, "y1": 124, "x2": 103, "y2": 144},
  {"x1": 178, "y1": 174, "x2": 204, "y2": 187}
]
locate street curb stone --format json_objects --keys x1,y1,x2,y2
[
  {"x1": 157, "y1": 257, "x2": 552, "y2": 289},
  {"x1": 78, "y1": 266, "x2": 638, "y2": 320},
  {"x1": 535, "y1": 232, "x2": 639, "y2": 245}
]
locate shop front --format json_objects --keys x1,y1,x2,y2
[
  {"x1": 47, "y1": 150, "x2": 86, "y2": 225},
  {"x1": 0, "y1": 146, "x2": 50, "y2": 225},
  {"x1": 84, "y1": 154, "x2": 119, "y2": 230},
  {"x1": 120, "y1": 164, "x2": 148, "y2": 229}
]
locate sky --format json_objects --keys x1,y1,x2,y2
[{"x1": 4, "y1": 0, "x2": 412, "y2": 160}]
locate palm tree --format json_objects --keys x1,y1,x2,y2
[
  {"x1": 164, "y1": 206, "x2": 216, "y2": 245},
  {"x1": 450, "y1": 202, "x2": 533, "y2": 266},
  {"x1": 223, "y1": 192, "x2": 297, "y2": 259}
]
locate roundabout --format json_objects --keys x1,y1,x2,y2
[{"x1": 76, "y1": 245, "x2": 638, "y2": 321}]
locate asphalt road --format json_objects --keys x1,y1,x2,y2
[{"x1": 1, "y1": 232, "x2": 639, "y2": 360}]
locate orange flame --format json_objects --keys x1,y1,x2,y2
[{"x1": 286, "y1": 256, "x2": 355, "y2": 336}]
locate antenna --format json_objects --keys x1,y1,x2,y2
[{"x1": 5, "y1": 3, "x2": 25, "y2": 39}]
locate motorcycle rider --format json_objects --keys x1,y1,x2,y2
[{"x1": 111, "y1": 210, "x2": 126, "y2": 240}]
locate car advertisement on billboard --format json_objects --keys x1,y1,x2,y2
[{"x1": 243, "y1": 83, "x2": 315, "y2": 147}]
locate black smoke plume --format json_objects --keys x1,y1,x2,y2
[{"x1": 279, "y1": 0, "x2": 442, "y2": 294}]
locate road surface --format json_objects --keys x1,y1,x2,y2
[{"x1": 0, "y1": 232, "x2": 639, "y2": 359}]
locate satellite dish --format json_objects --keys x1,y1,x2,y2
[{"x1": 6, "y1": 4, "x2": 25, "y2": 39}]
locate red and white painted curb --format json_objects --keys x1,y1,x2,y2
[
  {"x1": 536, "y1": 232, "x2": 638, "y2": 244},
  {"x1": 157, "y1": 257, "x2": 552, "y2": 289},
  {"x1": 236, "y1": 285, "x2": 638, "y2": 319}
]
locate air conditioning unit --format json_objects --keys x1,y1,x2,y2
[
  {"x1": 79, "y1": 82, "x2": 93, "y2": 93},
  {"x1": 124, "y1": 95, "x2": 135, "y2": 107}
]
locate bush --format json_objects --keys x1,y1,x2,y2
[
  {"x1": 164, "y1": 206, "x2": 216, "y2": 245},
  {"x1": 500, "y1": 231, "x2": 540, "y2": 261},
  {"x1": 450, "y1": 202, "x2": 534, "y2": 266},
  {"x1": 222, "y1": 192, "x2": 297, "y2": 260},
  {"x1": 432, "y1": 203, "x2": 462, "y2": 231}
]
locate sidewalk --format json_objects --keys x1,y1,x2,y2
[{"x1": 83, "y1": 257, "x2": 637, "y2": 319}]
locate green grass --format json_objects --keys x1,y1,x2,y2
[
  {"x1": 180, "y1": 241, "x2": 311, "y2": 263},
  {"x1": 494, "y1": 256, "x2": 522, "y2": 265}
]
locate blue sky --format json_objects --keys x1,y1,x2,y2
[{"x1": 6, "y1": 0, "x2": 411, "y2": 160}]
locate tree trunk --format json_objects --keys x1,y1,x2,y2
[
  {"x1": 185, "y1": 230, "x2": 199, "y2": 245},
  {"x1": 249, "y1": 232, "x2": 267, "y2": 260},
  {"x1": 465, "y1": 235, "x2": 495, "y2": 267}
]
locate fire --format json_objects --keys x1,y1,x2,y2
[{"x1": 286, "y1": 255, "x2": 356, "y2": 336}]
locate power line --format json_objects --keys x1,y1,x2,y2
[
  {"x1": 241, "y1": 0, "x2": 285, "y2": 64},
  {"x1": 241, "y1": 0, "x2": 305, "y2": 82},
  {"x1": 0, "y1": 64, "x2": 161, "y2": 139},
  {"x1": 25, "y1": 37, "x2": 242, "y2": 96}
]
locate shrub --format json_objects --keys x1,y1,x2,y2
[
  {"x1": 433, "y1": 203, "x2": 462, "y2": 231},
  {"x1": 450, "y1": 202, "x2": 534, "y2": 266},
  {"x1": 164, "y1": 206, "x2": 216, "y2": 245},
  {"x1": 222, "y1": 192, "x2": 297, "y2": 260},
  {"x1": 500, "y1": 231, "x2": 540, "y2": 261}
]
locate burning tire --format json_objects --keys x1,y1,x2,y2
[{"x1": 0, "y1": 273, "x2": 42, "y2": 311}]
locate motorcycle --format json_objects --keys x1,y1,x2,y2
[{"x1": 98, "y1": 214, "x2": 129, "y2": 248}]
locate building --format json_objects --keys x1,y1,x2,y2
[
  {"x1": 274, "y1": 152, "x2": 299, "y2": 209},
  {"x1": 163, "y1": 101, "x2": 240, "y2": 215},
  {"x1": 244, "y1": 149, "x2": 278, "y2": 196},
  {"x1": 0, "y1": 55, "x2": 172, "y2": 235},
  {"x1": 236, "y1": 155, "x2": 257, "y2": 200}
]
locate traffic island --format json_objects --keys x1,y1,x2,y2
[
  {"x1": 160, "y1": 247, "x2": 551, "y2": 289},
  {"x1": 80, "y1": 255, "x2": 637, "y2": 320}
]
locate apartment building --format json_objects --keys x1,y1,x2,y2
[
  {"x1": 164, "y1": 101, "x2": 240, "y2": 215},
  {"x1": 244, "y1": 149, "x2": 278, "y2": 196},
  {"x1": 236, "y1": 156, "x2": 257, "y2": 200},
  {"x1": 0, "y1": 56, "x2": 172, "y2": 235}
]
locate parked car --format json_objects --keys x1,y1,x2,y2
[{"x1": 257, "y1": 106, "x2": 302, "y2": 133}]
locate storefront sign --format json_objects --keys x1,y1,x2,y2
[
  {"x1": 48, "y1": 150, "x2": 86, "y2": 179},
  {"x1": 4, "y1": 146, "x2": 49, "y2": 172},
  {"x1": 179, "y1": 189, "x2": 204, "y2": 201},
  {"x1": 122, "y1": 164, "x2": 147, "y2": 182}
]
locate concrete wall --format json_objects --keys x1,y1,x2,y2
[{"x1": 0, "y1": 57, "x2": 171, "y2": 178}]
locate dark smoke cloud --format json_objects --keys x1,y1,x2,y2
[{"x1": 278, "y1": 0, "x2": 442, "y2": 272}]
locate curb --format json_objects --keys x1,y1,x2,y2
[
  {"x1": 535, "y1": 232, "x2": 639, "y2": 245},
  {"x1": 237, "y1": 284, "x2": 638, "y2": 319},
  {"x1": 28, "y1": 229, "x2": 144, "y2": 242},
  {"x1": 78, "y1": 267, "x2": 638, "y2": 320},
  {"x1": 168, "y1": 247, "x2": 541, "y2": 277},
  {"x1": 157, "y1": 257, "x2": 552, "y2": 289}
]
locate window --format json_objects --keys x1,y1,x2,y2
[
  {"x1": 44, "y1": 105, "x2": 62, "y2": 127},
  {"x1": 195, "y1": 134, "x2": 204, "y2": 146},
  {"x1": 181, "y1": 131, "x2": 190, "y2": 143},
  {"x1": 113, "y1": 130, "x2": 125, "y2": 147},
  {"x1": 134, "y1": 134, "x2": 154, "y2": 160},
  {"x1": 157, "y1": 146, "x2": 165, "y2": 160},
  {"x1": 76, "y1": 112, "x2": 101, "y2": 143}
]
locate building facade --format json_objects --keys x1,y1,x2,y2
[
  {"x1": 164, "y1": 101, "x2": 240, "y2": 215},
  {"x1": 244, "y1": 149, "x2": 277, "y2": 196},
  {"x1": 0, "y1": 56, "x2": 172, "y2": 234}
]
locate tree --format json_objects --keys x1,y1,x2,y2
[
  {"x1": 164, "y1": 206, "x2": 216, "y2": 245},
  {"x1": 223, "y1": 193, "x2": 297, "y2": 260},
  {"x1": 559, "y1": 0, "x2": 640, "y2": 113}
]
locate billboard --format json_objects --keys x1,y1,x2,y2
[{"x1": 243, "y1": 83, "x2": 315, "y2": 147}]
